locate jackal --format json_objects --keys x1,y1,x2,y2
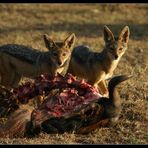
[
  {"x1": 0, "y1": 33, "x2": 76, "y2": 88},
  {"x1": 67, "y1": 26, "x2": 130, "y2": 96}
]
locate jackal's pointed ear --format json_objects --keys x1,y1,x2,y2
[
  {"x1": 64, "y1": 33, "x2": 76, "y2": 49},
  {"x1": 119, "y1": 26, "x2": 130, "y2": 44},
  {"x1": 43, "y1": 34, "x2": 56, "y2": 50},
  {"x1": 104, "y1": 25, "x2": 115, "y2": 42}
]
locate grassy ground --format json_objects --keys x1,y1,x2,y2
[{"x1": 0, "y1": 4, "x2": 147, "y2": 144}]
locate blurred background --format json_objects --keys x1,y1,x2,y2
[{"x1": 0, "y1": 4, "x2": 147, "y2": 46}]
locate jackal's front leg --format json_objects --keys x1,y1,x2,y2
[
  {"x1": 98, "y1": 80, "x2": 108, "y2": 97},
  {"x1": 10, "y1": 72, "x2": 22, "y2": 88}
]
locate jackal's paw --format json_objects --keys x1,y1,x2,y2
[{"x1": 101, "y1": 91, "x2": 109, "y2": 98}]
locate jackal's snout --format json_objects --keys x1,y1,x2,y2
[
  {"x1": 114, "y1": 54, "x2": 118, "y2": 60},
  {"x1": 58, "y1": 61, "x2": 62, "y2": 66}
]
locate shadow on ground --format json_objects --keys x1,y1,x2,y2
[{"x1": 0, "y1": 23, "x2": 147, "y2": 40}]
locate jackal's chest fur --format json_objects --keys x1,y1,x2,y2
[{"x1": 104, "y1": 58, "x2": 120, "y2": 79}]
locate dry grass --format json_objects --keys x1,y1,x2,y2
[{"x1": 0, "y1": 4, "x2": 147, "y2": 144}]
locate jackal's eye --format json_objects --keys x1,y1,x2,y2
[
  {"x1": 62, "y1": 53, "x2": 66, "y2": 56},
  {"x1": 119, "y1": 48, "x2": 123, "y2": 51},
  {"x1": 110, "y1": 47, "x2": 114, "y2": 51},
  {"x1": 53, "y1": 52, "x2": 58, "y2": 57}
]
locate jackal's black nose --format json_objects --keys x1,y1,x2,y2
[
  {"x1": 115, "y1": 55, "x2": 118, "y2": 59},
  {"x1": 58, "y1": 61, "x2": 62, "y2": 66}
]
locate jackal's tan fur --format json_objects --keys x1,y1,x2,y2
[
  {"x1": 67, "y1": 26, "x2": 130, "y2": 95},
  {"x1": 0, "y1": 33, "x2": 76, "y2": 88}
]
